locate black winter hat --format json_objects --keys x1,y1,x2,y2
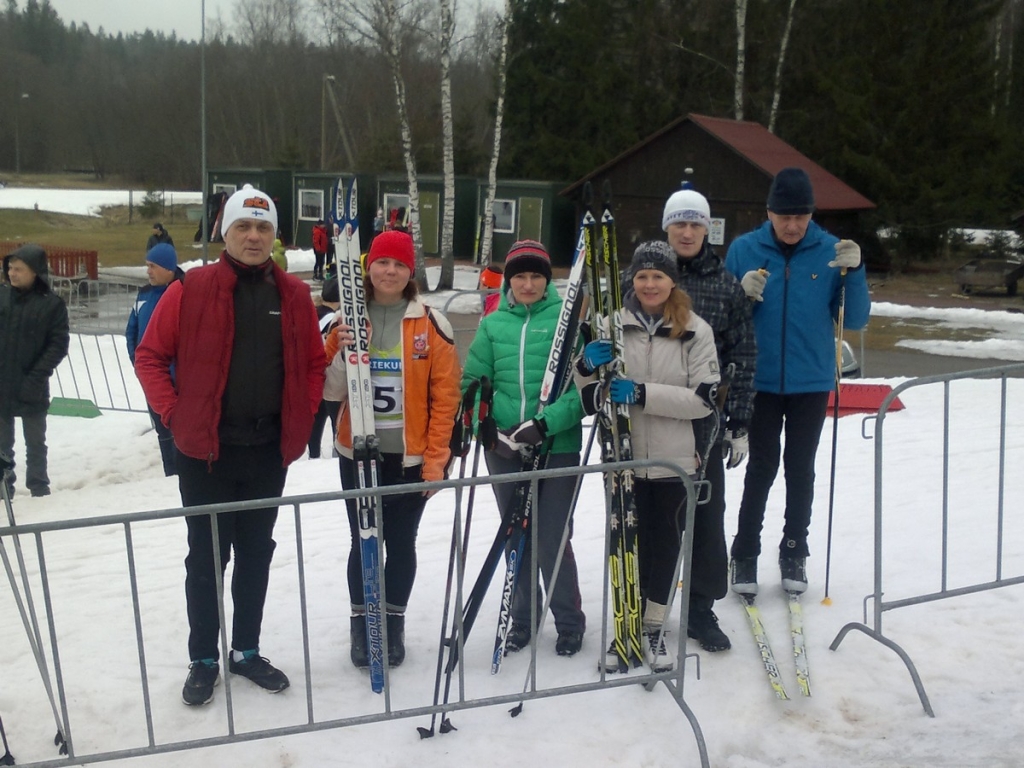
[
  {"x1": 628, "y1": 241, "x2": 679, "y2": 283},
  {"x1": 503, "y1": 239, "x2": 552, "y2": 283},
  {"x1": 767, "y1": 167, "x2": 815, "y2": 215}
]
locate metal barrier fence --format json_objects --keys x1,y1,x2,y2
[
  {"x1": 1, "y1": 459, "x2": 710, "y2": 768},
  {"x1": 47, "y1": 278, "x2": 148, "y2": 413},
  {"x1": 829, "y1": 363, "x2": 1024, "y2": 716}
]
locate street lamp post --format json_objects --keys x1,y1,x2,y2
[
  {"x1": 320, "y1": 74, "x2": 335, "y2": 171},
  {"x1": 14, "y1": 92, "x2": 29, "y2": 175}
]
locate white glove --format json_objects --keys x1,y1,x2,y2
[
  {"x1": 829, "y1": 240, "x2": 861, "y2": 270},
  {"x1": 723, "y1": 428, "x2": 748, "y2": 469},
  {"x1": 740, "y1": 270, "x2": 767, "y2": 302}
]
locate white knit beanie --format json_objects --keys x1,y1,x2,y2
[
  {"x1": 662, "y1": 189, "x2": 712, "y2": 232},
  {"x1": 220, "y1": 184, "x2": 278, "y2": 237}
]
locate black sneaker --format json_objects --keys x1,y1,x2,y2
[
  {"x1": 228, "y1": 651, "x2": 290, "y2": 692},
  {"x1": 780, "y1": 556, "x2": 808, "y2": 594},
  {"x1": 504, "y1": 623, "x2": 531, "y2": 654},
  {"x1": 30, "y1": 486, "x2": 50, "y2": 497},
  {"x1": 555, "y1": 630, "x2": 583, "y2": 657},
  {"x1": 730, "y1": 557, "x2": 759, "y2": 595},
  {"x1": 687, "y1": 607, "x2": 731, "y2": 652},
  {"x1": 182, "y1": 660, "x2": 220, "y2": 706}
]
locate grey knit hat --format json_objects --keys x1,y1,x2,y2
[{"x1": 629, "y1": 241, "x2": 679, "y2": 282}]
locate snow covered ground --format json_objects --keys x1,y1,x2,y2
[
  {"x1": 2, "y1": 189, "x2": 1023, "y2": 766},
  {"x1": 2, "y1": 335, "x2": 1023, "y2": 767}
]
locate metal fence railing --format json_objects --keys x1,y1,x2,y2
[
  {"x1": 1, "y1": 459, "x2": 711, "y2": 768},
  {"x1": 829, "y1": 363, "x2": 1024, "y2": 716}
]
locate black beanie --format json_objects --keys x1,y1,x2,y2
[
  {"x1": 629, "y1": 241, "x2": 679, "y2": 283},
  {"x1": 767, "y1": 168, "x2": 815, "y2": 215},
  {"x1": 503, "y1": 239, "x2": 552, "y2": 283}
]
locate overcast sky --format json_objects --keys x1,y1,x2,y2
[{"x1": 45, "y1": 0, "x2": 237, "y2": 41}]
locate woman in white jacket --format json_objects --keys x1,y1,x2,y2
[{"x1": 576, "y1": 241, "x2": 721, "y2": 671}]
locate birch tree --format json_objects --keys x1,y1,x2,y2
[
  {"x1": 315, "y1": 0, "x2": 430, "y2": 289},
  {"x1": 767, "y1": 0, "x2": 797, "y2": 134},
  {"x1": 734, "y1": 0, "x2": 747, "y2": 120},
  {"x1": 437, "y1": 0, "x2": 456, "y2": 289},
  {"x1": 479, "y1": 0, "x2": 511, "y2": 267}
]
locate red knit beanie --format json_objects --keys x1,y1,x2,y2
[{"x1": 367, "y1": 230, "x2": 415, "y2": 271}]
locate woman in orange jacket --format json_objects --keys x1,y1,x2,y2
[{"x1": 324, "y1": 231, "x2": 461, "y2": 670}]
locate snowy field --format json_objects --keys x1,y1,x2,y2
[
  {"x1": 0, "y1": 188, "x2": 203, "y2": 218},
  {"x1": 2, "y1": 351, "x2": 1024, "y2": 767},
  {"x1": 2, "y1": 188, "x2": 1024, "y2": 766}
]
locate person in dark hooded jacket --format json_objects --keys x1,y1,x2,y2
[{"x1": 0, "y1": 244, "x2": 70, "y2": 497}]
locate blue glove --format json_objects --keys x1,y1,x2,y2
[
  {"x1": 609, "y1": 377, "x2": 645, "y2": 406},
  {"x1": 582, "y1": 340, "x2": 614, "y2": 372}
]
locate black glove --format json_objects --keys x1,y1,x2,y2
[
  {"x1": 510, "y1": 418, "x2": 546, "y2": 445},
  {"x1": 493, "y1": 419, "x2": 547, "y2": 460},
  {"x1": 695, "y1": 381, "x2": 718, "y2": 411},
  {"x1": 579, "y1": 382, "x2": 603, "y2": 416}
]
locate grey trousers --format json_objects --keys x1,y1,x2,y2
[
  {"x1": 0, "y1": 412, "x2": 49, "y2": 493},
  {"x1": 485, "y1": 450, "x2": 586, "y2": 634}
]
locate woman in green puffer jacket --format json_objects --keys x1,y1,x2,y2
[{"x1": 461, "y1": 239, "x2": 587, "y2": 659}]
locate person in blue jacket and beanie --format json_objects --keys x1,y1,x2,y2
[
  {"x1": 724, "y1": 167, "x2": 870, "y2": 595},
  {"x1": 126, "y1": 242, "x2": 184, "y2": 476}
]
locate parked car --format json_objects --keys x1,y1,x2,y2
[
  {"x1": 840, "y1": 339, "x2": 860, "y2": 378},
  {"x1": 954, "y1": 257, "x2": 1024, "y2": 296}
]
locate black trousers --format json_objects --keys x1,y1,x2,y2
[
  {"x1": 731, "y1": 391, "x2": 829, "y2": 560},
  {"x1": 307, "y1": 399, "x2": 340, "y2": 458},
  {"x1": 634, "y1": 476, "x2": 688, "y2": 607},
  {"x1": 485, "y1": 451, "x2": 586, "y2": 634},
  {"x1": 690, "y1": 441, "x2": 729, "y2": 606},
  {"x1": 178, "y1": 442, "x2": 287, "y2": 662},
  {"x1": 0, "y1": 412, "x2": 49, "y2": 493},
  {"x1": 340, "y1": 454, "x2": 428, "y2": 613},
  {"x1": 147, "y1": 404, "x2": 177, "y2": 476}
]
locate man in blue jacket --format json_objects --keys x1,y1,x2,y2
[
  {"x1": 126, "y1": 242, "x2": 184, "y2": 476},
  {"x1": 724, "y1": 167, "x2": 870, "y2": 595}
]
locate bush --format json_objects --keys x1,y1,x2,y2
[{"x1": 138, "y1": 190, "x2": 163, "y2": 219}]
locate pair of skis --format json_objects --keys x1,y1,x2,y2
[
  {"x1": 738, "y1": 589, "x2": 811, "y2": 699},
  {"x1": 583, "y1": 182, "x2": 643, "y2": 672},
  {"x1": 333, "y1": 177, "x2": 387, "y2": 693}
]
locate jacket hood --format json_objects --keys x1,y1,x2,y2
[{"x1": 3, "y1": 243, "x2": 50, "y2": 290}]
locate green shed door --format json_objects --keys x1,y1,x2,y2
[
  {"x1": 420, "y1": 191, "x2": 440, "y2": 255},
  {"x1": 518, "y1": 197, "x2": 543, "y2": 241}
]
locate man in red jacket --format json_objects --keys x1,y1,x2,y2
[
  {"x1": 135, "y1": 184, "x2": 326, "y2": 707},
  {"x1": 312, "y1": 218, "x2": 329, "y2": 281}
]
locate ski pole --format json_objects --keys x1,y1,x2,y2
[
  {"x1": 0, "y1": 712, "x2": 14, "y2": 766},
  {"x1": 0, "y1": 467, "x2": 68, "y2": 755},
  {"x1": 509, "y1": 417, "x2": 598, "y2": 717},
  {"x1": 822, "y1": 268, "x2": 847, "y2": 606},
  {"x1": 418, "y1": 378, "x2": 482, "y2": 738}
]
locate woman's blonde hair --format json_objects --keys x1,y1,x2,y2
[{"x1": 662, "y1": 287, "x2": 692, "y2": 339}]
